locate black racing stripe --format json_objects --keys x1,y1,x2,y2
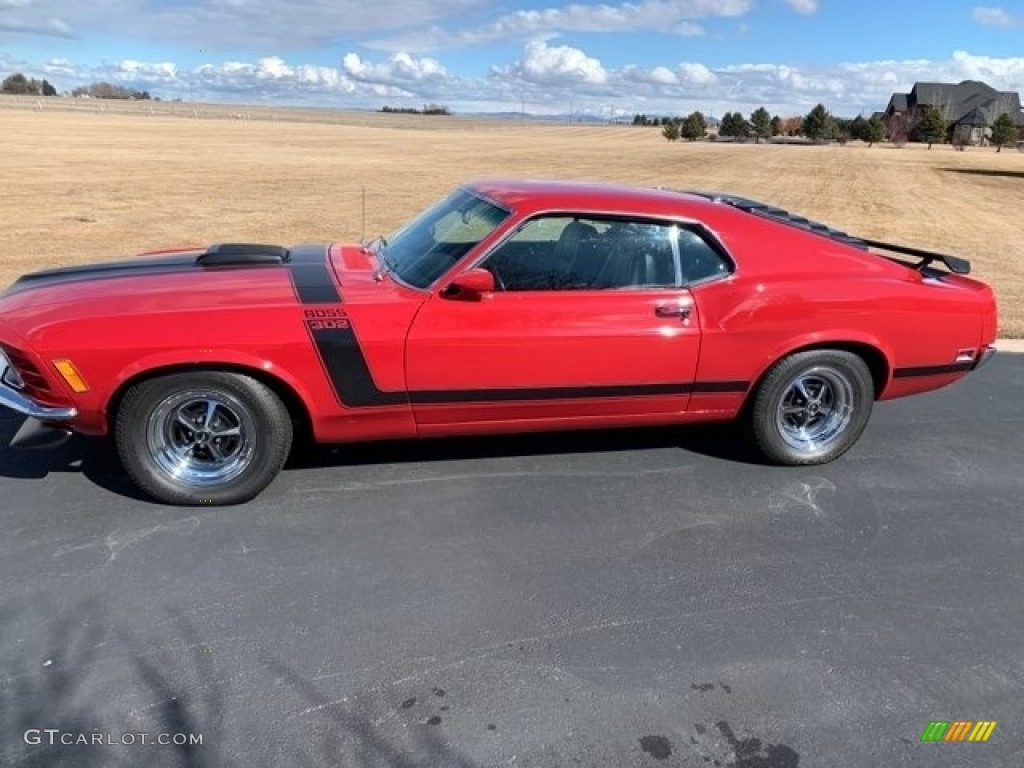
[
  {"x1": 690, "y1": 380, "x2": 749, "y2": 394},
  {"x1": 3, "y1": 256, "x2": 199, "y2": 297},
  {"x1": 408, "y1": 380, "x2": 749, "y2": 404},
  {"x1": 309, "y1": 326, "x2": 408, "y2": 407},
  {"x1": 892, "y1": 363, "x2": 974, "y2": 379},
  {"x1": 286, "y1": 249, "x2": 408, "y2": 407},
  {"x1": 409, "y1": 383, "x2": 688, "y2": 404},
  {"x1": 290, "y1": 262, "x2": 341, "y2": 304},
  {"x1": 286, "y1": 244, "x2": 342, "y2": 304}
]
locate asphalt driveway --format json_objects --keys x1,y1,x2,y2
[{"x1": 1, "y1": 354, "x2": 1022, "y2": 767}]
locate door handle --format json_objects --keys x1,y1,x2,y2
[{"x1": 655, "y1": 305, "x2": 692, "y2": 319}]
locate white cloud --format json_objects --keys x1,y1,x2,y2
[
  {"x1": 673, "y1": 21, "x2": 705, "y2": 36},
  {"x1": 11, "y1": 48, "x2": 1024, "y2": 119},
  {"x1": 495, "y1": 40, "x2": 609, "y2": 85},
  {"x1": 366, "y1": 0, "x2": 751, "y2": 51},
  {"x1": 0, "y1": 0, "x2": 486, "y2": 47},
  {"x1": 972, "y1": 6, "x2": 1023, "y2": 26},
  {"x1": 0, "y1": 16, "x2": 74, "y2": 38},
  {"x1": 118, "y1": 59, "x2": 178, "y2": 80},
  {"x1": 784, "y1": 0, "x2": 818, "y2": 14},
  {"x1": 342, "y1": 52, "x2": 449, "y2": 85},
  {"x1": 43, "y1": 57, "x2": 74, "y2": 74},
  {"x1": 678, "y1": 61, "x2": 717, "y2": 85}
]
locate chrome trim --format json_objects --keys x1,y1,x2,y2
[
  {"x1": 0, "y1": 352, "x2": 78, "y2": 421},
  {"x1": 972, "y1": 345, "x2": 997, "y2": 371},
  {"x1": 955, "y1": 348, "x2": 977, "y2": 363}
]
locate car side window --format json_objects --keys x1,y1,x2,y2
[
  {"x1": 481, "y1": 215, "x2": 677, "y2": 291},
  {"x1": 678, "y1": 227, "x2": 731, "y2": 284}
]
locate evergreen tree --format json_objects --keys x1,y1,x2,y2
[
  {"x1": 990, "y1": 112, "x2": 1019, "y2": 152},
  {"x1": 911, "y1": 106, "x2": 946, "y2": 149},
  {"x1": 862, "y1": 117, "x2": 886, "y2": 147},
  {"x1": 801, "y1": 103, "x2": 834, "y2": 142},
  {"x1": 750, "y1": 107, "x2": 772, "y2": 143},
  {"x1": 680, "y1": 111, "x2": 707, "y2": 141}
]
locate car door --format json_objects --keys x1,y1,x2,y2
[{"x1": 404, "y1": 214, "x2": 702, "y2": 427}]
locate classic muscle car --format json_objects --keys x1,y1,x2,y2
[{"x1": 0, "y1": 179, "x2": 998, "y2": 505}]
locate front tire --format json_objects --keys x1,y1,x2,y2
[
  {"x1": 115, "y1": 371, "x2": 293, "y2": 505},
  {"x1": 749, "y1": 350, "x2": 874, "y2": 465}
]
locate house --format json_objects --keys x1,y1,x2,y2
[{"x1": 883, "y1": 80, "x2": 1024, "y2": 145}]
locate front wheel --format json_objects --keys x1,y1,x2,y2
[
  {"x1": 115, "y1": 371, "x2": 293, "y2": 505},
  {"x1": 749, "y1": 350, "x2": 874, "y2": 465}
]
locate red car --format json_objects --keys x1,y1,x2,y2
[{"x1": 0, "y1": 179, "x2": 998, "y2": 505}]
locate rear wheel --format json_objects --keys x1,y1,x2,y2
[
  {"x1": 749, "y1": 350, "x2": 874, "y2": 465},
  {"x1": 115, "y1": 371, "x2": 293, "y2": 505}
]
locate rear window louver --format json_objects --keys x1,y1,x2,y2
[
  {"x1": 675, "y1": 189, "x2": 970, "y2": 275},
  {"x1": 196, "y1": 243, "x2": 291, "y2": 267}
]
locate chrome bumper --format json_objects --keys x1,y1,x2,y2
[
  {"x1": 0, "y1": 351, "x2": 78, "y2": 421},
  {"x1": 972, "y1": 344, "x2": 997, "y2": 371}
]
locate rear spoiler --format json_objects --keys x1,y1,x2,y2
[{"x1": 679, "y1": 190, "x2": 971, "y2": 275}]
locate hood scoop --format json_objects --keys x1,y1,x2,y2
[{"x1": 196, "y1": 243, "x2": 291, "y2": 267}]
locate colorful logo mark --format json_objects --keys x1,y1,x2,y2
[{"x1": 920, "y1": 721, "x2": 997, "y2": 742}]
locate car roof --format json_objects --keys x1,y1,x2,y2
[{"x1": 464, "y1": 178, "x2": 712, "y2": 218}]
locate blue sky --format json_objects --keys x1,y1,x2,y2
[{"x1": 1, "y1": 0, "x2": 1023, "y2": 116}]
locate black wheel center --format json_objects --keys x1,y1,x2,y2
[{"x1": 196, "y1": 431, "x2": 211, "y2": 443}]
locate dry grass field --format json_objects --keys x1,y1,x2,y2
[{"x1": 3, "y1": 100, "x2": 1023, "y2": 335}]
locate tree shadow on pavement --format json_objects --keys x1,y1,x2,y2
[{"x1": 1, "y1": 598, "x2": 481, "y2": 767}]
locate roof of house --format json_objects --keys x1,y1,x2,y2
[
  {"x1": 886, "y1": 80, "x2": 1023, "y2": 126},
  {"x1": 957, "y1": 107, "x2": 990, "y2": 126},
  {"x1": 886, "y1": 93, "x2": 908, "y2": 112}
]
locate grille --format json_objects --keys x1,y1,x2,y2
[{"x1": 2, "y1": 346, "x2": 52, "y2": 396}]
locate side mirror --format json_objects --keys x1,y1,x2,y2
[{"x1": 444, "y1": 268, "x2": 495, "y2": 298}]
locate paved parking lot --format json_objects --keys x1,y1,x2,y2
[{"x1": 1, "y1": 354, "x2": 1022, "y2": 767}]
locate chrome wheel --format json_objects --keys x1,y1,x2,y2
[
  {"x1": 145, "y1": 391, "x2": 257, "y2": 487},
  {"x1": 774, "y1": 367, "x2": 855, "y2": 455}
]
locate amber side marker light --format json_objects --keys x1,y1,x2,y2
[{"x1": 52, "y1": 359, "x2": 90, "y2": 393}]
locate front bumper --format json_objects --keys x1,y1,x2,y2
[{"x1": 0, "y1": 350, "x2": 78, "y2": 421}]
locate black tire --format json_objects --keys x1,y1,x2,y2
[
  {"x1": 749, "y1": 349, "x2": 874, "y2": 465},
  {"x1": 115, "y1": 371, "x2": 293, "y2": 506}
]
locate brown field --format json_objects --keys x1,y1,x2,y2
[{"x1": 3, "y1": 98, "x2": 1024, "y2": 335}]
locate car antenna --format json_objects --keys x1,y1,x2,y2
[{"x1": 360, "y1": 186, "x2": 367, "y2": 248}]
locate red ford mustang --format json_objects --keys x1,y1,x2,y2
[{"x1": 0, "y1": 179, "x2": 998, "y2": 505}]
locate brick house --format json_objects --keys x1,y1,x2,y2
[{"x1": 883, "y1": 80, "x2": 1024, "y2": 145}]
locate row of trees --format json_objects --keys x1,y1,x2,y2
[
  {"x1": 1, "y1": 73, "x2": 57, "y2": 96},
  {"x1": 649, "y1": 101, "x2": 1018, "y2": 150},
  {"x1": 70, "y1": 82, "x2": 152, "y2": 100},
  {"x1": 653, "y1": 103, "x2": 888, "y2": 146},
  {"x1": 380, "y1": 103, "x2": 451, "y2": 115},
  {"x1": 2, "y1": 72, "x2": 153, "y2": 100}
]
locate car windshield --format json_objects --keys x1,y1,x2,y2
[{"x1": 381, "y1": 188, "x2": 510, "y2": 289}]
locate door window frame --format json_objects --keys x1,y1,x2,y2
[{"x1": 452, "y1": 210, "x2": 735, "y2": 293}]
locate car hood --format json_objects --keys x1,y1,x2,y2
[{"x1": 0, "y1": 243, "x2": 334, "y2": 313}]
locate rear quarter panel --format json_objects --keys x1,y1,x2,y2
[{"x1": 691, "y1": 211, "x2": 992, "y2": 406}]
